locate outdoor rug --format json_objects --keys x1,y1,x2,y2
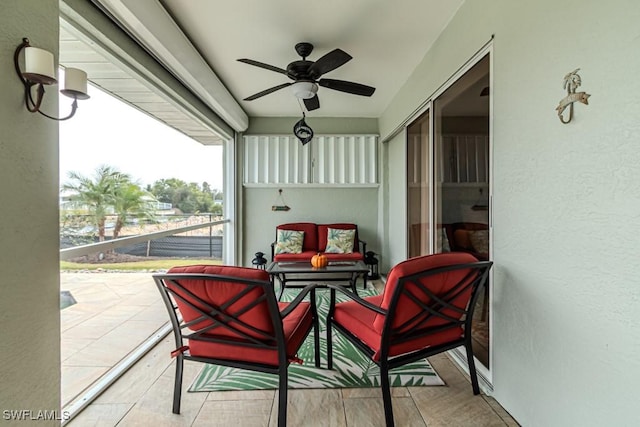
[{"x1": 188, "y1": 285, "x2": 444, "y2": 391}]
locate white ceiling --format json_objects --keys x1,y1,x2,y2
[
  {"x1": 59, "y1": 24, "x2": 224, "y2": 144},
  {"x1": 99, "y1": 0, "x2": 464, "y2": 121}
]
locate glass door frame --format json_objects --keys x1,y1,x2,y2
[
  {"x1": 405, "y1": 101, "x2": 435, "y2": 257},
  {"x1": 405, "y1": 43, "x2": 494, "y2": 386}
]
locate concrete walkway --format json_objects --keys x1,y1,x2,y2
[{"x1": 60, "y1": 272, "x2": 167, "y2": 407}]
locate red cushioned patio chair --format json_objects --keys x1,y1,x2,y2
[
  {"x1": 326, "y1": 253, "x2": 492, "y2": 427},
  {"x1": 154, "y1": 265, "x2": 319, "y2": 427}
]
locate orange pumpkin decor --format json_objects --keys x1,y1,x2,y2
[{"x1": 311, "y1": 253, "x2": 328, "y2": 268}]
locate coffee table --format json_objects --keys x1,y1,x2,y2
[{"x1": 267, "y1": 260, "x2": 369, "y2": 300}]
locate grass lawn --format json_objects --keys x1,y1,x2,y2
[{"x1": 60, "y1": 258, "x2": 222, "y2": 271}]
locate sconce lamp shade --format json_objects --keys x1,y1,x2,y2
[
  {"x1": 14, "y1": 38, "x2": 90, "y2": 120},
  {"x1": 290, "y1": 81, "x2": 318, "y2": 99},
  {"x1": 23, "y1": 47, "x2": 57, "y2": 85},
  {"x1": 61, "y1": 68, "x2": 90, "y2": 100}
]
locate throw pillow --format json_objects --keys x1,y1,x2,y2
[
  {"x1": 453, "y1": 229, "x2": 473, "y2": 250},
  {"x1": 274, "y1": 229, "x2": 304, "y2": 255},
  {"x1": 324, "y1": 228, "x2": 356, "y2": 254},
  {"x1": 469, "y1": 230, "x2": 489, "y2": 254}
]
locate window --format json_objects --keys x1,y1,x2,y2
[{"x1": 244, "y1": 135, "x2": 378, "y2": 185}]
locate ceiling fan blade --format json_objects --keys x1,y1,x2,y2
[
  {"x1": 308, "y1": 49, "x2": 352, "y2": 78},
  {"x1": 243, "y1": 83, "x2": 292, "y2": 101},
  {"x1": 318, "y1": 79, "x2": 376, "y2": 96},
  {"x1": 237, "y1": 58, "x2": 288, "y2": 75},
  {"x1": 303, "y1": 95, "x2": 320, "y2": 111}
]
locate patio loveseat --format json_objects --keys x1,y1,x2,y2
[{"x1": 270, "y1": 222, "x2": 366, "y2": 263}]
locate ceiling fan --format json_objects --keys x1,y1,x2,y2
[{"x1": 237, "y1": 42, "x2": 375, "y2": 111}]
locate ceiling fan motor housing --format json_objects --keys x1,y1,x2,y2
[{"x1": 286, "y1": 60, "x2": 313, "y2": 79}]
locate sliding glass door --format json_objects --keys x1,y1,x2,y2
[
  {"x1": 407, "y1": 110, "x2": 431, "y2": 258},
  {"x1": 407, "y1": 53, "x2": 491, "y2": 368}
]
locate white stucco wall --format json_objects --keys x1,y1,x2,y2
[
  {"x1": 242, "y1": 187, "x2": 380, "y2": 265},
  {"x1": 0, "y1": 1, "x2": 61, "y2": 422},
  {"x1": 380, "y1": 0, "x2": 640, "y2": 425}
]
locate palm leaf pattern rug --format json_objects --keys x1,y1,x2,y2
[{"x1": 189, "y1": 285, "x2": 444, "y2": 391}]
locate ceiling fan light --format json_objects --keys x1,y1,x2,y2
[{"x1": 291, "y1": 81, "x2": 318, "y2": 99}]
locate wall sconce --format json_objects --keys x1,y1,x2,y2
[{"x1": 14, "y1": 38, "x2": 89, "y2": 121}]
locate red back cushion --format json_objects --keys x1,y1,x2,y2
[
  {"x1": 166, "y1": 265, "x2": 273, "y2": 340},
  {"x1": 276, "y1": 222, "x2": 318, "y2": 252},
  {"x1": 373, "y1": 253, "x2": 479, "y2": 333},
  {"x1": 318, "y1": 223, "x2": 359, "y2": 253}
]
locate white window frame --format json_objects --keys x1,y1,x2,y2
[{"x1": 243, "y1": 134, "x2": 378, "y2": 186}]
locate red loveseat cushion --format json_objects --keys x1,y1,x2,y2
[
  {"x1": 323, "y1": 252, "x2": 364, "y2": 261},
  {"x1": 166, "y1": 264, "x2": 312, "y2": 366},
  {"x1": 272, "y1": 250, "x2": 318, "y2": 262}
]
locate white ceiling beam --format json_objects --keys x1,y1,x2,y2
[{"x1": 93, "y1": 0, "x2": 249, "y2": 132}]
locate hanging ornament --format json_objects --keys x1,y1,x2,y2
[
  {"x1": 271, "y1": 188, "x2": 291, "y2": 211},
  {"x1": 293, "y1": 113, "x2": 313, "y2": 145}
]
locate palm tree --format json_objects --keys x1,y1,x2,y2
[
  {"x1": 112, "y1": 183, "x2": 157, "y2": 238},
  {"x1": 563, "y1": 68, "x2": 582, "y2": 93},
  {"x1": 62, "y1": 165, "x2": 129, "y2": 241}
]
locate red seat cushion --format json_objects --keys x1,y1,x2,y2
[
  {"x1": 277, "y1": 222, "x2": 318, "y2": 252},
  {"x1": 166, "y1": 264, "x2": 313, "y2": 366},
  {"x1": 167, "y1": 265, "x2": 271, "y2": 339},
  {"x1": 318, "y1": 223, "x2": 360, "y2": 253},
  {"x1": 333, "y1": 253, "x2": 480, "y2": 361},
  {"x1": 333, "y1": 294, "x2": 463, "y2": 361},
  {"x1": 168, "y1": 264, "x2": 269, "y2": 279},
  {"x1": 189, "y1": 300, "x2": 313, "y2": 366},
  {"x1": 373, "y1": 253, "x2": 479, "y2": 333}
]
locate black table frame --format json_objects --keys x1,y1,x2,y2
[{"x1": 267, "y1": 261, "x2": 369, "y2": 300}]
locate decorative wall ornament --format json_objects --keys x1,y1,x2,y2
[
  {"x1": 556, "y1": 68, "x2": 591, "y2": 124},
  {"x1": 271, "y1": 189, "x2": 291, "y2": 211}
]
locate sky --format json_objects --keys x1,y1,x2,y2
[{"x1": 59, "y1": 80, "x2": 224, "y2": 191}]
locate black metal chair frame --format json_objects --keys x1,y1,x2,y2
[
  {"x1": 154, "y1": 272, "x2": 320, "y2": 427},
  {"x1": 326, "y1": 260, "x2": 493, "y2": 427}
]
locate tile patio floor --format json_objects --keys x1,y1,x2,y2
[{"x1": 61, "y1": 272, "x2": 168, "y2": 407}]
